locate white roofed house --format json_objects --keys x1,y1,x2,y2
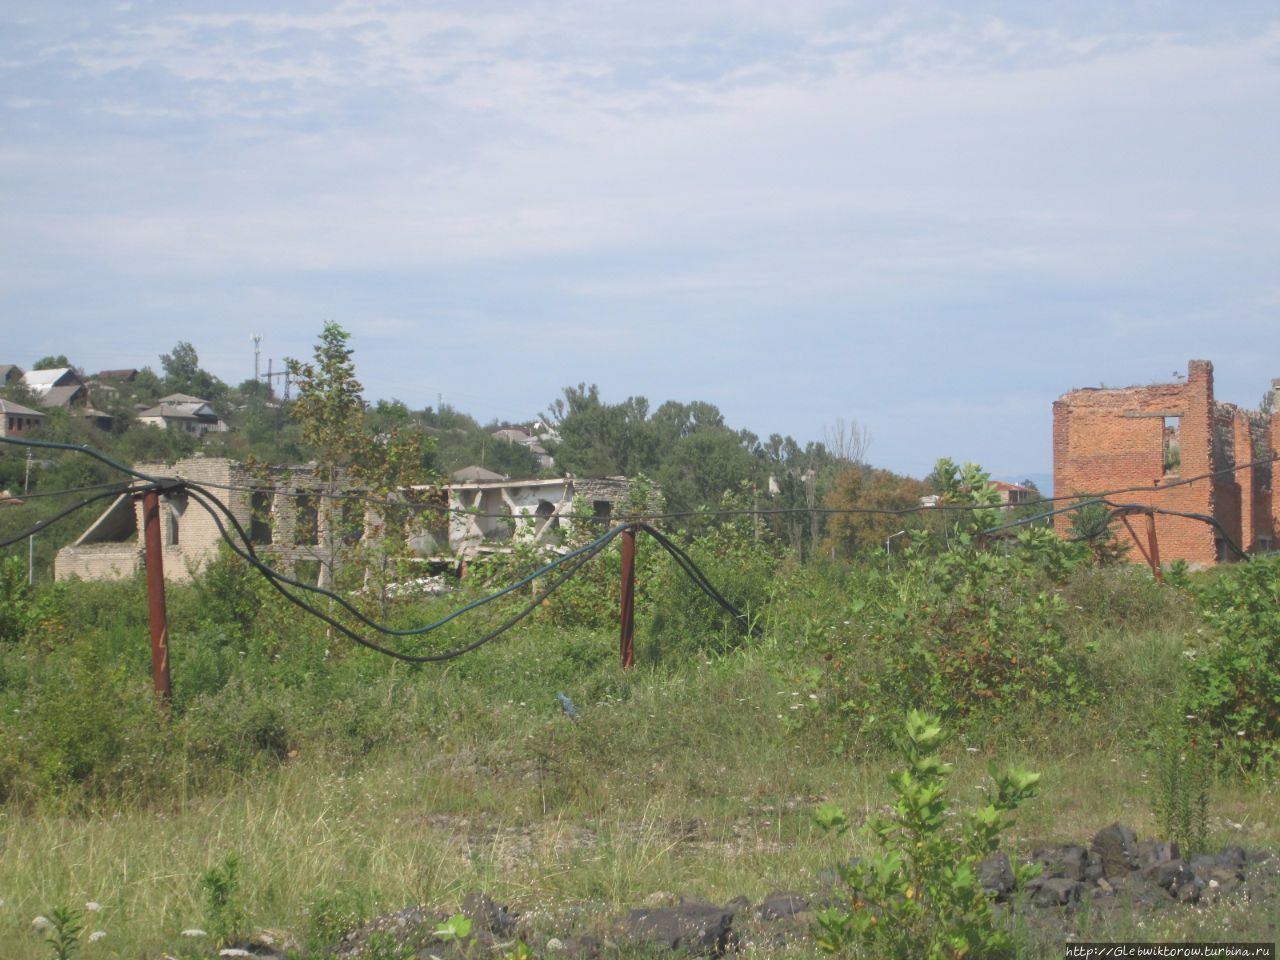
[
  {"x1": 137, "y1": 394, "x2": 227, "y2": 437},
  {"x1": 19, "y1": 366, "x2": 113, "y2": 430}
]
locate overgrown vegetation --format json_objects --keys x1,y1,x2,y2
[
  {"x1": 2, "y1": 333, "x2": 1277, "y2": 958},
  {"x1": 815, "y1": 711, "x2": 1040, "y2": 959}
]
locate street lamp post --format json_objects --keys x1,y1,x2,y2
[{"x1": 886, "y1": 529, "x2": 907, "y2": 556}]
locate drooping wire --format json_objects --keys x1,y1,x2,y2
[
  {"x1": 182, "y1": 483, "x2": 628, "y2": 662},
  {"x1": 0, "y1": 485, "x2": 136, "y2": 550},
  {"x1": 183, "y1": 479, "x2": 629, "y2": 638},
  {"x1": 636, "y1": 522, "x2": 760, "y2": 637}
]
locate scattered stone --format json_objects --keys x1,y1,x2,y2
[
  {"x1": 1032, "y1": 878, "x2": 1084, "y2": 908},
  {"x1": 624, "y1": 901, "x2": 736, "y2": 956},
  {"x1": 1091, "y1": 824, "x2": 1140, "y2": 879},
  {"x1": 758, "y1": 892, "x2": 809, "y2": 920},
  {"x1": 1033, "y1": 844, "x2": 1088, "y2": 882},
  {"x1": 1141, "y1": 858, "x2": 1194, "y2": 894}
]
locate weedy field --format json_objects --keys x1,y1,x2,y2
[{"x1": 2, "y1": 516, "x2": 1279, "y2": 958}]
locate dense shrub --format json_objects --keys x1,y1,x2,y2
[
  {"x1": 1184, "y1": 554, "x2": 1280, "y2": 771},
  {"x1": 815, "y1": 531, "x2": 1097, "y2": 743}
]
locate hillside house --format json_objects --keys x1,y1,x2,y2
[
  {"x1": 0, "y1": 398, "x2": 46, "y2": 438},
  {"x1": 21, "y1": 367, "x2": 88, "y2": 409},
  {"x1": 1053, "y1": 359, "x2": 1277, "y2": 567},
  {"x1": 137, "y1": 394, "x2": 227, "y2": 436}
]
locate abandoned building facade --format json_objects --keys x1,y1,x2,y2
[
  {"x1": 55, "y1": 457, "x2": 640, "y2": 583},
  {"x1": 1053, "y1": 359, "x2": 1277, "y2": 568}
]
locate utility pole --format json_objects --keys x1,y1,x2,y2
[
  {"x1": 24, "y1": 450, "x2": 33, "y2": 585},
  {"x1": 139, "y1": 489, "x2": 173, "y2": 708},
  {"x1": 252, "y1": 333, "x2": 263, "y2": 383},
  {"x1": 619, "y1": 526, "x2": 636, "y2": 669}
]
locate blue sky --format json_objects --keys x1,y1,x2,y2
[{"x1": 3, "y1": 1, "x2": 1278, "y2": 480}]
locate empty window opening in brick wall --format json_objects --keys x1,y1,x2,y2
[
  {"x1": 592, "y1": 500, "x2": 612, "y2": 524},
  {"x1": 250, "y1": 490, "x2": 273, "y2": 545},
  {"x1": 1163, "y1": 417, "x2": 1181, "y2": 475},
  {"x1": 296, "y1": 493, "x2": 319, "y2": 546}
]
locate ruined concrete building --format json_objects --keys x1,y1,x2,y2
[
  {"x1": 55, "y1": 457, "x2": 642, "y2": 583},
  {"x1": 1053, "y1": 360, "x2": 1277, "y2": 567}
]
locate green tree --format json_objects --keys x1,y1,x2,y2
[
  {"x1": 824, "y1": 466, "x2": 929, "y2": 557},
  {"x1": 542, "y1": 384, "x2": 657, "y2": 477},
  {"x1": 286, "y1": 323, "x2": 434, "y2": 589},
  {"x1": 31, "y1": 354, "x2": 70, "y2": 370},
  {"x1": 160, "y1": 341, "x2": 227, "y2": 403}
]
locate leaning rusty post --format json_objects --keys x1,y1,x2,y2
[
  {"x1": 140, "y1": 489, "x2": 173, "y2": 708},
  {"x1": 619, "y1": 524, "x2": 636, "y2": 670},
  {"x1": 1144, "y1": 510, "x2": 1164, "y2": 583}
]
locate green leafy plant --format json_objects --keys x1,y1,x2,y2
[
  {"x1": 200, "y1": 852, "x2": 249, "y2": 947},
  {"x1": 40, "y1": 906, "x2": 83, "y2": 960},
  {"x1": 1151, "y1": 715, "x2": 1212, "y2": 856},
  {"x1": 433, "y1": 912, "x2": 473, "y2": 943},
  {"x1": 815, "y1": 710, "x2": 1040, "y2": 959},
  {"x1": 1185, "y1": 553, "x2": 1280, "y2": 771}
]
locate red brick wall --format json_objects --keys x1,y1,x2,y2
[{"x1": 1053, "y1": 360, "x2": 1221, "y2": 567}]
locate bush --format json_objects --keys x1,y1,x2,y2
[
  {"x1": 815, "y1": 710, "x2": 1039, "y2": 959},
  {"x1": 1184, "y1": 554, "x2": 1280, "y2": 771},
  {"x1": 821, "y1": 538, "x2": 1094, "y2": 741}
]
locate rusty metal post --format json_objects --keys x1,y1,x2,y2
[
  {"x1": 1144, "y1": 510, "x2": 1164, "y2": 582},
  {"x1": 140, "y1": 490, "x2": 173, "y2": 707},
  {"x1": 619, "y1": 525, "x2": 636, "y2": 670}
]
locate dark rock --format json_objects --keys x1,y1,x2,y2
[
  {"x1": 1141, "y1": 859, "x2": 1194, "y2": 894},
  {"x1": 976, "y1": 852, "x2": 1017, "y2": 901},
  {"x1": 758, "y1": 893, "x2": 809, "y2": 920},
  {"x1": 462, "y1": 891, "x2": 517, "y2": 938},
  {"x1": 1191, "y1": 848, "x2": 1247, "y2": 882},
  {"x1": 1091, "y1": 824, "x2": 1140, "y2": 879},
  {"x1": 624, "y1": 901, "x2": 736, "y2": 956},
  {"x1": 1137, "y1": 840, "x2": 1180, "y2": 866},
  {"x1": 1031, "y1": 878, "x2": 1084, "y2": 908},
  {"x1": 1033, "y1": 845, "x2": 1088, "y2": 882}
]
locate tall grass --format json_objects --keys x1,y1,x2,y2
[{"x1": 1, "y1": 544, "x2": 1278, "y2": 957}]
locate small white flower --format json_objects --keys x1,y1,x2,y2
[
  {"x1": 32, "y1": 916, "x2": 51, "y2": 931},
  {"x1": 89, "y1": 930, "x2": 106, "y2": 942},
  {"x1": 85, "y1": 901, "x2": 102, "y2": 912},
  {"x1": 181, "y1": 928, "x2": 208, "y2": 937}
]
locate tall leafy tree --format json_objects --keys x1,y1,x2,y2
[
  {"x1": 286, "y1": 323, "x2": 433, "y2": 588},
  {"x1": 543, "y1": 384, "x2": 657, "y2": 477},
  {"x1": 159, "y1": 341, "x2": 227, "y2": 404}
]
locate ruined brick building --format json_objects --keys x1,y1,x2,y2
[{"x1": 1053, "y1": 360, "x2": 1277, "y2": 567}]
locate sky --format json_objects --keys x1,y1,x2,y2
[{"x1": 2, "y1": 1, "x2": 1278, "y2": 481}]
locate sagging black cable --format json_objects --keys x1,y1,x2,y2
[
  {"x1": 0, "y1": 435, "x2": 162, "y2": 483},
  {"x1": 183, "y1": 479, "x2": 629, "y2": 638},
  {"x1": 1104, "y1": 502, "x2": 1249, "y2": 562},
  {"x1": 0, "y1": 481, "x2": 140, "y2": 501},
  {"x1": 636, "y1": 523, "x2": 760, "y2": 638},
  {"x1": 0, "y1": 485, "x2": 136, "y2": 550},
  {"x1": 184, "y1": 485, "x2": 618, "y2": 663}
]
